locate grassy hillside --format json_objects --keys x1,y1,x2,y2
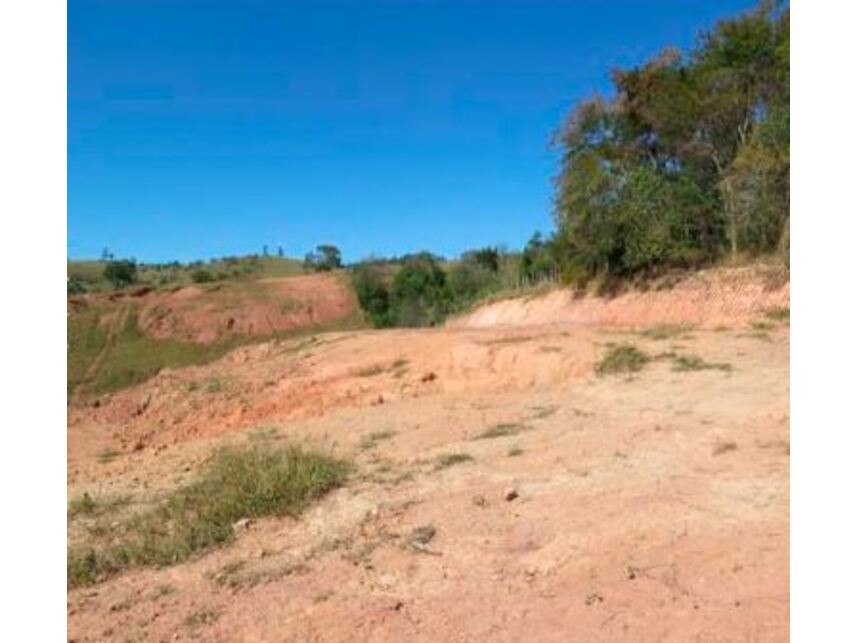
[
  {"x1": 68, "y1": 255, "x2": 304, "y2": 293},
  {"x1": 68, "y1": 300, "x2": 364, "y2": 399}
]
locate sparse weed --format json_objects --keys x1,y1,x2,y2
[
  {"x1": 671, "y1": 355, "x2": 732, "y2": 372},
  {"x1": 184, "y1": 608, "x2": 221, "y2": 629},
  {"x1": 474, "y1": 423, "x2": 528, "y2": 440},
  {"x1": 359, "y1": 430, "x2": 396, "y2": 450},
  {"x1": 354, "y1": 364, "x2": 385, "y2": 377},
  {"x1": 712, "y1": 441, "x2": 738, "y2": 456},
  {"x1": 595, "y1": 344, "x2": 650, "y2": 376},
  {"x1": 750, "y1": 320, "x2": 775, "y2": 331},
  {"x1": 97, "y1": 449, "x2": 121, "y2": 464},
  {"x1": 434, "y1": 453, "x2": 474, "y2": 470},
  {"x1": 764, "y1": 306, "x2": 790, "y2": 323},
  {"x1": 636, "y1": 324, "x2": 694, "y2": 340}
]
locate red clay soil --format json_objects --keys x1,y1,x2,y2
[
  {"x1": 67, "y1": 267, "x2": 789, "y2": 642},
  {"x1": 72, "y1": 273, "x2": 360, "y2": 344},
  {"x1": 449, "y1": 265, "x2": 789, "y2": 329}
]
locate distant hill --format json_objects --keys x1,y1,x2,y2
[{"x1": 68, "y1": 255, "x2": 304, "y2": 293}]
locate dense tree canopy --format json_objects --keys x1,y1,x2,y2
[{"x1": 553, "y1": 1, "x2": 789, "y2": 279}]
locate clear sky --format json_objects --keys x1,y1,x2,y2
[{"x1": 69, "y1": 0, "x2": 757, "y2": 264}]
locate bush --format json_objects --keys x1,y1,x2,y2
[
  {"x1": 103, "y1": 260, "x2": 137, "y2": 289},
  {"x1": 351, "y1": 262, "x2": 392, "y2": 327},
  {"x1": 389, "y1": 256, "x2": 453, "y2": 327},
  {"x1": 190, "y1": 269, "x2": 215, "y2": 283},
  {"x1": 304, "y1": 245, "x2": 342, "y2": 272}
]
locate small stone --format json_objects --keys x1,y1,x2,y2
[
  {"x1": 233, "y1": 518, "x2": 252, "y2": 531},
  {"x1": 504, "y1": 488, "x2": 519, "y2": 502},
  {"x1": 420, "y1": 372, "x2": 437, "y2": 383}
]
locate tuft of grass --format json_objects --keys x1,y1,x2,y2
[
  {"x1": 712, "y1": 441, "x2": 738, "y2": 456},
  {"x1": 358, "y1": 430, "x2": 396, "y2": 450},
  {"x1": 434, "y1": 453, "x2": 474, "y2": 470},
  {"x1": 671, "y1": 355, "x2": 732, "y2": 372},
  {"x1": 354, "y1": 364, "x2": 385, "y2": 377},
  {"x1": 184, "y1": 608, "x2": 221, "y2": 629},
  {"x1": 68, "y1": 492, "x2": 131, "y2": 519},
  {"x1": 529, "y1": 405, "x2": 558, "y2": 420},
  {"x1": 474, "y1": 422, "x2": 528, "y2": 440},
  {"x1": 68, "y1": 492, "x2": 97, "y2": 517},
  {"x1": 67, "y1": 444, "x2": 349, "y2": 588},
  {"x1": 247, "y1": 427, "x2": 282, "y2": 441},
  {"x1": 507, "y1": 446, "x2": 524, "y2": 457},
  {"x1": 764, "y1": 306, "x2": 790, "y2": 323},
  {"x1": 97, "y1": 449, "x2": 121, "y2": 465},
  {"x1": 595, "y1": 344, "x2": 650, "y2": 376},
  {"x1": 636, "y1": 324, "x2": 694, "y2": 340},
  {"x1": 750, "y1": 320, "x2": 775, "y2": 331}
]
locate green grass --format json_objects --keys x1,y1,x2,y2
[
  {"x1": 67, "y1": 444, "x2": 349, "y2": 588},
  {"x1": 595, "y1": 344, "x2": 650, "y2": 376},
  {"x1": 434, "y1": 453, "x2": 474, "y2": 470},
  {"x1": 764, "y1": 306, "x2": 790, "y2": 323},
  {"x1": 636, "y1": 324, "x2": 695, "y2": 340},
  {"x1": 68, "y1": 492, "x2": 131, "y2": 519},
  {"x1": 474, "y1": 422, "x2": 528, "y2": 440},
  {"x1": 97, "y1": 449, "x2": 121, "y2": 464},
  {"x1": 66, "y1": 306, "x2": 109, "y2": 395},
  {"x1": 68, "y1": 303, "x2": 365, "y2": 398},
  {"x1": 671, "y1": 355, "x2": 732, "y2": 372},
  {"x1": 68, "y1": 255, "x2": 305, "y2": 294}
]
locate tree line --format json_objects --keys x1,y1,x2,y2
[{"x1": 549, "y1": 1, "x2": 789, "y2": 280}]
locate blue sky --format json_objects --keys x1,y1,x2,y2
[{"x1": 69, "y1": 0, "x2": 757, "y2": 264}]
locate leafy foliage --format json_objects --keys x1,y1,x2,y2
[
  {"x1": 553, "y1": 2, "x2": 789, "y2": 279},
  {"x1": 304, "y1": 245, "x2": 343, "y2": 272},
  {"x1": 103, "y1": 260, "x2": 137, "y2": 289}
]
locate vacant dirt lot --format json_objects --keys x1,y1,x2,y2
[{"x1": 68, "y1": 273, "x2": 789, "y2": 642}]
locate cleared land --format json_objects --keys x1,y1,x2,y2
[{"x1": 67, "y1": 267, "x2": 789, "y2": 642}]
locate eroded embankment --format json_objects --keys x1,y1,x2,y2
[{"x1": 448, "y1": 265, "x2": 789, "y2": 330}]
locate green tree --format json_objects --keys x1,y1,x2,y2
[
  {"x1": 304, "y1": 245, "x2": 342, "y2": 272},
  {"x1": 103, "y1": 260, "x2": 137, "y2": 289},
  {"x1": 389, "y1": 256, "x2": 452, "y2": 327}
]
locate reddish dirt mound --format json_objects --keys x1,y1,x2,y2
[
  {"x1": 449, "y1": 265, "x2": 789, "y2": 329},
  {"x1": 78, "y1": 273, "x2": 360, "y2": 343}
]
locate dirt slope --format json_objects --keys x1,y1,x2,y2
[
  {"x1": 72, "y1": 272, "x2": 360, "y2": 344},
  {"x1": 449, "y1": 265, "x2": 789, "y2": 329},
  {"x1": 67, "y1": 267, "x2": 789, "y2": 642}
]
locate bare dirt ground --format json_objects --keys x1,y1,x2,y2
[{"x1": 68, "y1": 269, "x2": 789, "y2": 642}]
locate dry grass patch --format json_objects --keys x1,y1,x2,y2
[
  {"x1": 595, "y1": 344, "x2": 650, "y2": 376},
  {"x1": 474, "y1": 422, "x2": 529, "y2": 440},
  {"x1": 68, "y1": 444, "x2": 349, "y2": 588},
  {"x1": 671, "y1": 355, "x2": 732, "y2": 372},
  {"x1": 434, "y1": 453, "x2": 474, "y2": 470}
]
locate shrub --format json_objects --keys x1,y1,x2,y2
[
  {"x1": 191, "y1": 269, "x2": 215, "y2": 283},
  {"x1": 103, "y1": 260, "x2": 137, "y2": 289},
  {"x1": 351, "y1": 262, "x2": 392, "y2": 327},
  {"x1": 389, "y1": 256, "x2": 453, "y2": 327}
]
